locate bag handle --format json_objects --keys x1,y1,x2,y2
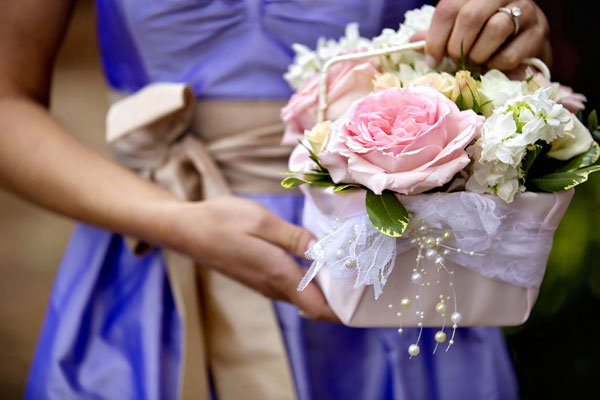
[{"x1": 317, "y1": 40, "x2": 551, "y2": 123}]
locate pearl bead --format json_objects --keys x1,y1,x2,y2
[
  {"x1": 434, "y1": 331, "x2": 447, "y2": 343},
  {"x1": 411, "y1": 272, "x2": 423, "y2": 284},
  {"x1": 435, "y1": 237, "x2": 444, "y2": 246},
  {"x1": 424, "y1": 237, "x2": 436, "y2": 248},
  {"x1": 451, "y1": 312, "x2": 462, "y2": 324},
  {"x1": 415, "y1": 295, "x2": 420, "y2": 300},
  {"x1": 417, "y1": 322, "x2": 423, "y2": 327},
  {"x1": 396, "y1": 312, "x2": 402, "y2": 317},
  {"x1": 335, "y1": 248, "x2": 345, "y2": 259},
  {"x1": 388, "y1": 304, "x2": 393, "y2": 309},
  {"x1": 435, "y1": 256, "x2": 445, "y2": 266},
  {"x1": 410, "y1": 238, "x2": 418, "y2": 245},
  {"x1": 453, "y1": 323, "x2": 458, "y2": 329},
  {"x1": 442, "y1": 249, "x2": 451, "y2": 257},
  {"x1": 400, "y1": 297, "x2": 411, "y2": 309},
  {"x1": 449, "y1": 340, "x2": 454, "y2": 345},
  {"x1": 469, "y1": 251, "x2": 475, "y2": 256},
  {"x1": 443, "y1": 231, "x2": 453, "y2": 242},
  {"x1": 408, "y1": 344, "x2": 420, "y2": 356},
  {"x1": 456, "y1": 248, "x2": 462, "y2": 253},
  {"x1": 416, "y1": 255, "x2": 424, "y2": 261},
  {"x1": 435, "y1": 302, "x2": 447, "y2": 315},
  {"x1": 425, "y1": 249, "x2": 438, "y2": 260},
  {"x1": 419, "y1": 226, "x2": 427, "y2": 233},
  {"x1": 398, "y1": 328, "x2": 403, "y2": 334}
]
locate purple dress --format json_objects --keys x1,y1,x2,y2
[{"x1": 27, "y1": 1, "x2": 519, "y2": 399}]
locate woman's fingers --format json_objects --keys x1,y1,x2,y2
[
  {"x1": 425, "y1": 0, "x2": 468, "y2": 68},
  {"x1": 251, "y1": 209, "x2": 316, "y2": 259},
  {"x1": 446, "y1": 0, "x2": 505, "y2": 60},
  {"x1": 469, "y1": 1, "x2": 537, "y2": 65},
  {"x1": 426, "y1": 0, "x2": 549, "y2": 68},
  {"x1": 242, "y1": 235, "x2": 339, "y2": 322},
  {"x1": 487, "y1": 19, "x2": 547, "y2": 70}
]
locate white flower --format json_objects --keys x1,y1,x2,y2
[
  {"x1": 397, "y1": 55, "x2": 433, "y2": 85},
  {"x1": 466, "y1": 143, "x2": 523, "y2": 203},
  {"x1": 466, "y1": 87, "x2": 571, "y2": 203},
  {"x1": 548, "y1": 113, "x2": 594, "y2": 160},
  {"x1": 284, "y1": 23, "x2": 372, "y2": 89},
  {"x1": 403, "y1": 5, "x2": 436, "y2": 32},
  {"x1": 478, "y1": 69, "x2": 523, "y2": 111},
  {"x1": 316, "y1": 23, "x2": 372, "y2": 61},
  {"x1": 284, "y1": 43, "x2": 322, "y2": 89}
]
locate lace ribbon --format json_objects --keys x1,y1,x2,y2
[{"x1": 299, "y1": 188, "x2": 572, "y2": 300}]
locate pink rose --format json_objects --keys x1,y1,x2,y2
[
  {"x1": 318, "y1": 86, "x2": 484, "y2": 195},
  {"x1": 281, "y1": 58, "x2": 380, "y2": 145}
]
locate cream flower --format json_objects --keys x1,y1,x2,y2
[
  {"x1": 372, "y1": 72, "x2": 401, "y2": 90},
  {"x1": 547, "y1": 113, "x2": 594, "y2": 160},
  {"x1": 305, "y1": 121, "x2": 332, "y2": 154},
  {"x1": 408, "y1": 72, "x2": 455, "y2": 98}
]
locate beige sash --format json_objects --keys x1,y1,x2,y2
[{"x1": 106, "y1": 83, "x2": 296, "y2": 400}]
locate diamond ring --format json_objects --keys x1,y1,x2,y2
[{"x1": 497, "y1": 6, "x2": 522, "y2": 36}]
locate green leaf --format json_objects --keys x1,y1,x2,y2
[
  {"x1": 530, "y1": 165, "x2": 600, "y2": 192},
  {"x1": 555, "y1": 141, "x2": 600, "y2": 172},
  {"x1": 455, "y1": 92, "x2": 467, "y2": 111},
  {"x1": 593, "y1": 130, "x2": 600, "y2": 143},
  {"x1": 280, "y1": 176, "x2": 335, "y2": 189},
  {"x1": 519, "y1": 144, "x2": 544, "y2": 182},
  {"x1": 365, "y1": 190, "x2": 410, "y2": 237},
  {"x1": 588, "y1": 109, "x2": 598, "y2": 132},
  {"x1": 332, "y1": 184, "x2": 361, "y2": 192},
  {"x1": 459, "y1": 41, "x2": 467, "y2": 71}
]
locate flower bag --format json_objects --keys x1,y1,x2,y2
[{"x1": 280, "y1": 5, "x2": 600, "y2": 354}]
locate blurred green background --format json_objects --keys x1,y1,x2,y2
[{"x1": 505, "y1": 0, "x2": 600, "y2": 398}]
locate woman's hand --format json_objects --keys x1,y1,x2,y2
[
  {"x1": 159, "y1": 196, "x2": 339, "y2": 322},
  {"x1": 425, "y1": 0, "x2": 551, "y2": 70}
]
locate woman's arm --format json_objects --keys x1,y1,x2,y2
[
  {"x1": 425, "y1": 0, "x2": 551, "y2": 70},
  {"x1": 0, "y1": 1, "x2": 336, "y2": 321}
]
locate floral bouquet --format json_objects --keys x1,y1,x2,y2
[{"x1": 280, "y1": 5, "x2": 599, "y2": 355}]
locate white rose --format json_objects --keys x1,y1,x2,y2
[
  {"x1": 479, "y1": 69, "x2": 523, "y2": 111},
  {"x1": 547, "y1": 113, "x2": 594, "y2": 160}
]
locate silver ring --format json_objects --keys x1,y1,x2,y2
[{"x1": 498, "y1": 6, "x2": 522, "y2": 35}]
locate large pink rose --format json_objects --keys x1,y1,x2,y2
[
  {"x1": 281, "y1": 58, "x2": 380, "y2": 145},
  {"x1": 318, "y1": 86, "x2": 484, "y2": 195}
]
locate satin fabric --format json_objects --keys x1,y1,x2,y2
[
  {"x1": 28, "y1": 193, "x2": 519, "y2": 400},
  {"x1": 95, "y1": 0, "x2": 430, "y2": 98}
]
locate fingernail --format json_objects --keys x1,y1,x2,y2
[
  {"x1": 425, "y1": 55, "x2": 437, "y2": 69},
  {"x1": 307, "y1": 239, "x2": 316, "y2": 251}
]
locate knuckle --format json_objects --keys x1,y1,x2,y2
[
  {"x1": 435, "y1": 1, "x2": 460, "y2": 21},
  {"x1": 487, "y1": 16, "x2": 512, "y2": 39},
  {"x1": 458, "y1": 7, "x2": 482, "y2": 29}
]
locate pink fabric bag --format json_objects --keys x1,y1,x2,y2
[{"x1": 300, "y1": 184, "x2": 573, "y2": 327}]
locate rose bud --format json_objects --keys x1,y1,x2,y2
[
  {"x1": 451, "y1": 70, "x2": 481, "y2": 111},
  {"x1": 305, "y1": 120, "x2": 331, "y2": 154}
]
